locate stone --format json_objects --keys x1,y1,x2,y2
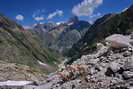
[
  {"x1": 105, "y1": 34, "x2": 132, "y2": 48},
  {"x1": 128, "y1": 87, "x2": 133, "y2": 89},
  {"x1": 123, "y1": 71, "x2": 133, "y2": 79},
  {"x1": 109, "y1": 62, "x2": 121, "y2": 72}
]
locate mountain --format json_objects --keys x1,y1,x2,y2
[
  {"x1": 30, "y1": 16, "x2": 91, "y2": 55},
  {"x1": 28, "y1": 22, "x2": 57, "y2": 47},
  {"x1": 0, "y1": 14, "x2": 61, "y2": 73},
  {"x1": 67, "y1": 5, "x2": 133, "y2": 62},
  {"x1": 50, "y1": 20, "x2": 90, "y2": 54},
  {"x1": 33, "y1": 33, "x2": 133, "y2": 89}
]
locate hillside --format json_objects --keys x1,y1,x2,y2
[
  {"x1": 67, "y1": 5, "x2": 133, "y2": 62},
  {"x1": 0, "y1": 61, "x2": 46, "y2": 82},
  {"x1": 0, "y1": 14, "x2": 61, "y2": 73}
]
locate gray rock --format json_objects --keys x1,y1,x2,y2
[
  {"x1": 109, "y1": 62, "x2": 121, "y2": 72},
  {"x1": 123, "y1": 71, "x2": 133, "y2": 79},
  {"x1": 128, "y1": 87, "x2": 133, "y2": 89},
  {"x1": 105, "y1": 34, "x2": 132, "y2": 48}
]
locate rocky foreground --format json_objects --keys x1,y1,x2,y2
[{"x1": 34, "y1": 34, "x2": 133, "y2": 89}]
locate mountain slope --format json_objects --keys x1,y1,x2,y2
[
  {"x1": 34, "y1": 34, "x2": 133, "y2": 89},
  {"x1": 0, "y1": 14, "x2": 61, "y2": 73},
  {"x1": 0, "y1": 61, "x2": 46, "y2": 82},
  {"x1": 67, "y1": 5, "x2": 133, "y2": 62}
]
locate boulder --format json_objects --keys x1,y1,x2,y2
[
  {"x1": 109, "y1": 62, "x2": 121, "y2": 72},
  {"x1": 105, "y1": 34, "x2": 132, "y2": 48},
  {"x1": 123, "y1": 71, "x2": 133, "y2": 79}
]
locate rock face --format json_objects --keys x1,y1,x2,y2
[
  {"x1": 36, "y1": 34, "x2": 133, "y2": 89},
  {"x1": 50, "y1": 29, "x2": 82, "y2": 54},
  {"x1": 30, "y1": 22, "x2": 57, "y2": 47},
  {"x1": 68, "y1": 5, "x2": 133, "y2": 59}
]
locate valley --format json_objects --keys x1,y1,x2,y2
[{"x1": 0, "y1": 1, "x2": 133, "y2": 89}]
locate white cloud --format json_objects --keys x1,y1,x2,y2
[
  {"x1": 34, "y1": 16, "x2": 44, "y2": 21},
  {"x1": 72, "y1": 0, "x2": 103, "y2": 17},
  {"x1": 33, "y1": 9, "x2": 45, "y2": 21},
  {"x1": 47, "y1": 10, "x2": 64, "y2": 20},
  {"x1": 90, "y1": 12, "x2": 102, "y2": 18},
  {"x1": 16, "y1": 14, "x2": 24, "y2": 21}
]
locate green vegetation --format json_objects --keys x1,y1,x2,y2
[{"x1": 0, "y1": 14, "x2": 62, "y2": 73}]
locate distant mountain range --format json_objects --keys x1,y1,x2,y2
[{"x1": 28, "y1": 16, "x2": 91, "y2": 55}]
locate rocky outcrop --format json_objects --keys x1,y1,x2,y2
[{"x1": 35, "y1": 34, "x2": 133, "y2": 89}]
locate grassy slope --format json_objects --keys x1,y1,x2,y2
[{"x1": 0, "y1": 14, "x2": 62, "y2": 73}]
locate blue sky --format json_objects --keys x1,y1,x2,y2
[{"x1": 0, "y1": 0, "x2": 132, "y2": 26}]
